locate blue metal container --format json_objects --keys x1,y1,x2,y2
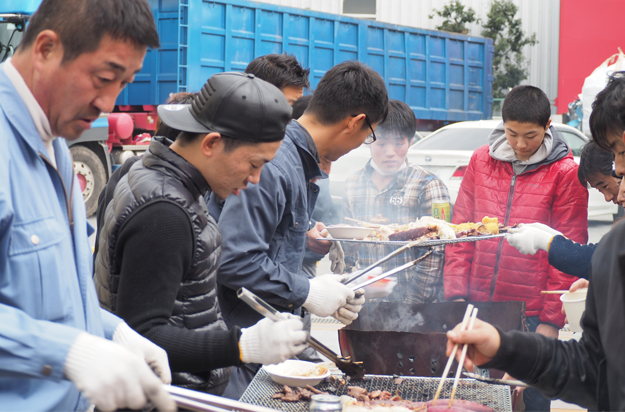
[{"x1": 0, "y1": 0, "x2": 493, "y2": 121}]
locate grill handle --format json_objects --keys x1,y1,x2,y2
[{"x1": 166, "y1": 385, "x2": 280, "y2": 412}]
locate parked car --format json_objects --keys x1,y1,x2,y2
[{"x1": 329, "y1": 120, "x2": 620, "y2": 220}]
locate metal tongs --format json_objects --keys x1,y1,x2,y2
[
  {"x1": 237, "y1": 287, "x2": 366, "y2": 379},
  {"x1": 345, "y1": 241, "x2": 431, "y2": 284},
  {"x1": 165, "y1": 385, "x2": 280, "y2": 412}
]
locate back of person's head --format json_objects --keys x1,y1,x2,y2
[
  {"x1": 305, "y1": 61, "x2": 388, "y2": 127},
  {"x1": 291, "y1": 95, "x2": 313, "y2": 120},
  {"x1": 591, "y1": 71, "x2": 625, "y2": 151},
  {"x1": 377, "y1": 100, "x2": 416, "y2": 142},
  {"x1": 20, "y1": 0, "x2": 159, "y2": 63},
  {"x1": 501, "y1": 85, "x2": 551, "y2": 128},
  {"x1": 578, "y1": 140, "x2": 614, "y2": 186},
  {"x1": 157, "y1": 72, "x2": 292, "y2": 152},
  {"x1": 155, "y1": 92, "x2": 198, "y2": 140},
  {"x1": 245, "y1": 54, "x2": 310, "y2": 89}
]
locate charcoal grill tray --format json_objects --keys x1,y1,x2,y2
[
  {"x1": 239, "y1": 369, "x2": 512, "y2": 412},
  {"x1": 318, "y1": 234, "x2": 506, "y2": 247}
]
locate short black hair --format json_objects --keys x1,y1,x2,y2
[
  {"x1": 306, "y1": 60, "x2": 388, "y2": 126},
  {"x1": 578, "y1": 140, "x2": 614, "y2": 187},
  {"x1": 245, "y1": 54, "x2": 310, "y2": 89},
  {"x1": 376, "y1": 100, "x2": 416, "y2": 142},
  {"x1": 20, "y1": 0, "x2": 160, "y2": 63},
  {"x1": 591, "y1": 71, "x2": 625, "y2": 152},
  {"x1": 291, "y1": 95, "x2": 313, "y2": 120},
  {"x1": 176, "y1": 131, "x2": 257, "y2": 153},
  {"x1": 155, "y1": 92, "x2": 198, "y2": 140},
  {"x1": 502, "y1": 85, "x2": 551, "y2": 128}
]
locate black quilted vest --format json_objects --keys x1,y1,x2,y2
[{"x1": 94, "y1": 137, "x2": 231, "y2": 394}]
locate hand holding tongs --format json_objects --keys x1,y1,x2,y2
[
  {"x1": 345, "y1": 241, "x2": 430, "y2": 284},
  {"x1": 237, "y1": 287, "x2": 366, "y2": 379},
  {"x1": 165, "y1": 385, "x2": 280, "y2": 412}
]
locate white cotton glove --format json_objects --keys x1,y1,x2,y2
[
  {"x1": 333, "y1": 289, "x2": 365, "y2": 325},
  {"x1": 522, "y1": 222, "x2": 563, "y2": 237},
  {"x1": 113, "y1": 322, "x2": 172, "y2": 384},
  {"x1": 239, "y1": 316, "x2": 308, "y2": 365},
  {"x1": 303, "y1": 274, "x2": 355, "y2": 317},
  {"x1": 64, "y1": 332, "x2": 175, "y2": 412},
  {"x1": 506, "y1": 223, "x2": 562, "y2": 255},
  {"x1": 330, "y1": 242, "x2": 346, "y2": 274}
]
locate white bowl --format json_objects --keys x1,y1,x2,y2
[
  {"x1": 325, "y1": 226, "x2": 372, "y2": 240},
  {"x1": 560, "y1": 288, "x2": 588, "y2": 333},
  {"x1": 263, "y1": 360, "x2": 331, "y2": 387}
]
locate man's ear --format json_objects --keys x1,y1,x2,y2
[
  {"x1": 545, "y1": 118, "x2": 552, "y2": 130},
  {"x1": 200, "y1": 132, "x2": 222, "y2": 157},
  {"x1": 346, "y1": 113, "x2": 365, "y2": 134},
  {"x1": 32, "y1": 30, "x2": 62, "y2": 69}
]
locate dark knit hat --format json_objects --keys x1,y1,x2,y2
[{"x1": 157, "y1": 72, "x2": 292, "y2": 142}]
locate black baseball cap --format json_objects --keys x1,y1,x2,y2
[{"x1": 157, "y1": 72, "x2": 292, "y2": 142}]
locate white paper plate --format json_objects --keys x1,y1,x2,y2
[{"x1": 263, "y1": 360, "x2": 331, "y2": 387}]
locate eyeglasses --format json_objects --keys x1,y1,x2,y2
[{"x1": 351, "y1": 114, "x2": 376, "y2": 144}]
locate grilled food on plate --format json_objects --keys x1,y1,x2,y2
[{"x1": 365, "y1": 216, "x2": 514, "y2": 242}]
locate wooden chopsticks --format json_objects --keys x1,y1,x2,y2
[
  {"x1": 449, "y1": 307, "x2": 479, "y2": 407},
  {"x1": 540, "y1": 290, "x2": 569, "y2": 294},
  {"x1": 432, "y1": 304, "x2": 474, "y2": 405}
]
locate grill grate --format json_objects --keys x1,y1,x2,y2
[
  {"x1": 240, "y1": 369, "x2": 512, "y2": 412},
  {"x1": 320, "y1": 234, "x2": 506, "y2": 248}
]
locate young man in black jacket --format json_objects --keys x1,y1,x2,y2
[{"x1": 94, "y1": 73, "x2": 308, "y2": 395}]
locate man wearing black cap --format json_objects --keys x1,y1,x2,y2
[
  {"x1": 212, "y1": 61, "x2": 389, "y2": 397},
  {"x1": 93, "y1": 72, "x2": 308, "y2": 395}
]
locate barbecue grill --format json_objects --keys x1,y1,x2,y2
[
  {"x1": 239, "y1": 369, "x2": 513, "y2": 412},
  {"x1": 339, "y1": 301, "x2": 525, "y2": 378}
]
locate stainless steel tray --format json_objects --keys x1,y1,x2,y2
[{"x1": 317, "y1": 233, "x2": 506, "y2": 247}]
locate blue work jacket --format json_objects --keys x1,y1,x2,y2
[
  {"x1": 0, "y1": 64, "x2": 121, "y2": 411},
  {"x1": 211, "y1": 121, "x2": 323, "y2": 328}
]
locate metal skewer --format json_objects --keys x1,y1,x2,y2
[
  {"x1": 431, "y1": 304, "x2": 474, "y2": 406},
  {"x1": 449, "y1": 307, "x2": 479, "y2": 407},
  {"x1": 237, "y1": 288, "x2": 366, "y2": 379},
  {"x1": 462, "y1": 372, "x2": 529, "y2": 388}
]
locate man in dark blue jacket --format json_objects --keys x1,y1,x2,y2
[{"x1": 211, "y1": 61, "x2": 388, "y2": 398}]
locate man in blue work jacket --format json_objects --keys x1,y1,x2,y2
[
  {"x1": 0, "y1": 0, "x2": 174, "y2": 411},
  {"x1": 211, "y1": 61, "x2": 389, "y2": 398}
]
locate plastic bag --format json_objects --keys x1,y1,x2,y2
[{"x1": 581, "y1": 48, "x2": 625, "y2": 137}]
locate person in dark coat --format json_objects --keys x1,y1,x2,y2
[
  {"x1": 93, "y1": 73, "x2": 308, "y2": 395},
  {"x1": 506, "y1": 140, "x2": 621, "y2": 279},
  {"x1": 211, "y1": 61, "x2": 388, "y2": 398},
  {"x1": 446, "y1": 219, "x2": 625, "y2": 411}
]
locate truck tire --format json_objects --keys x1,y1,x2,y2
[{"x1": 71, "y1": 145, "x2": 106, "y2": 217}]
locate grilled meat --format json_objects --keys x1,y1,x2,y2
[{"x1": 272, "y1": 385, "x2": 329, "y2": 402}]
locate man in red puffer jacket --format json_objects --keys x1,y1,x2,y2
[{"x1": 444, "y1": 85, "x2": 588, "y2": 412}]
